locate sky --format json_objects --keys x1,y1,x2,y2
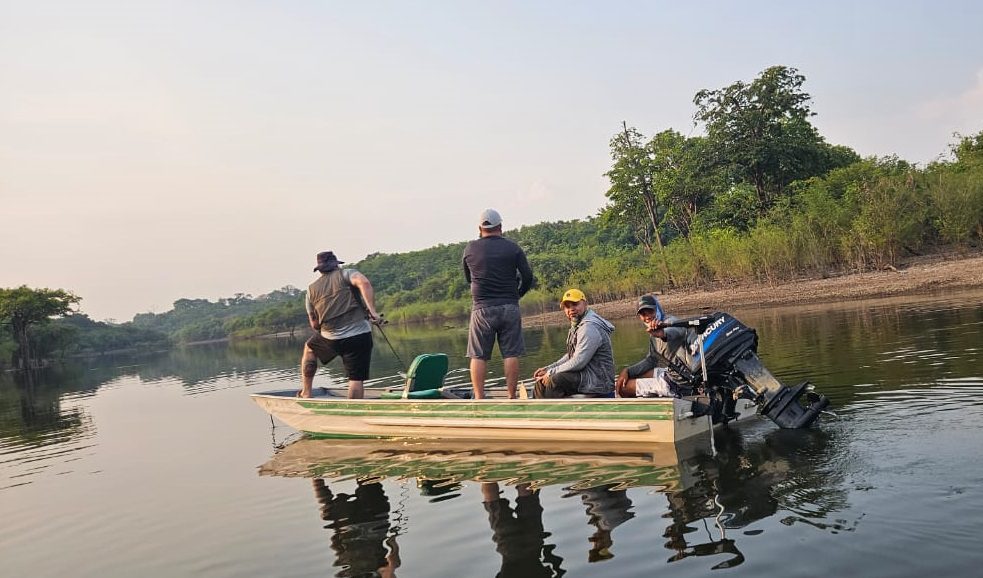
[{"x1": 2, "y1": 1, "x2": 981, "y2": 322}]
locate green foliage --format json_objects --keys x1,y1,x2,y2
[
  {"x1": 604, "y1": 124, "x2": 664, "y2": 252},
  {"x1": 568, "y1": 250, "x2": 652, "y2": 303},
  {"x1": 603, "y1": 124, "x2": 676, "y2": 284},
  {"x1": 925, "y1": 170, "x2": 983, "y2": 247},
  {"x1": 949, "y1": 131, "x2": 983, "y2": 168},
  {"x1": 0, "y1": 286, "x2": 80, "y2": 369},
  {"x1": 691, "y1": 183, "x2": 761, "y2": 233},
  {"x1": 694, "y1": 65, "x2": 858, "y2": 214},
  {"x1": 48, "y1": 314, "x2": 170, "y2": 355},
  {"x1": 661, "y1": 240, "x2": 704, "y2": 286},
  {"x1": 748, "y1": 224, "x2": 797, "y2": 282},
  {"x1": 690, "y1": 229, "x2": 755, "y2": 281},
  {"x1": 846, "y1": 173, "x2": 928, "y2": 268},
  {"x1": 131, "y1": 286, "x2": 305, "y2": 343}
]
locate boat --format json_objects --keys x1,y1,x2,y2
[
  {"x1": 253, "y1": 312, "x2": 829, "y2": 443},
  {"x1": 251, "y1": 386, "x2": 760, "y2": 444}
]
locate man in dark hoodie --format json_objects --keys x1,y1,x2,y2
[
  {"x1": 615, "y1": 293, "x2": 698, "y2": 398},
  {"x1": 532, "y1": 289, "x2": 615, "y2": 398}
]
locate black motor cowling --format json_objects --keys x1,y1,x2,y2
[{"x1": 667, "y1": 312, "x2": 830, "y2": 429}]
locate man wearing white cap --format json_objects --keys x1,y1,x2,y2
[{"x1": 462, "y1": 208, "x2": 535, "y2": 399}]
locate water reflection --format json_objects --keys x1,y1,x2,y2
[
  {"x1": 312, "y1": 478, "x2": 401, "y2": 578},
  {"x1": 481, "y1": 482, "x2": 561, "y2": 577},
  {"x1": 660, "y1": 425, "x2": 852, "y2": 569},
  {"x1": 258, "y1": 422, "x2": 855, "y2": 575},
  {"x1": 564, "y1": 484, "x2": 634, "y2": 562},
  {"x1": 0, "y1": 370, "x2": 96, "y2": 490}
]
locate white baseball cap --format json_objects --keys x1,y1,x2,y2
[{"x1": 479, "y1": 208, "x2": 502, "y2": 229}]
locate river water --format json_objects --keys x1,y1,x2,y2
[{"x1": 2, "y1": 289, "x2": 982, "y2": 577}]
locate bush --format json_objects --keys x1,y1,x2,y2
[
  {"x1": 848, "y1": 174, "x2": 928, "y2": 268},
  {"x1": 926, "y1": 170, "x2": 983, "y2": 248},
  {"x1": 691, "y1": 229, "x2": 753, "y2": 282},
  {"x1": 749, "y1": 224, "x2": 797, "y2": 282}
]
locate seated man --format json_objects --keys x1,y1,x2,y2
[
  {"x1": 532, "y1": 289, "x2": 615, "y2": 398},
  {"x1": 615, "y1": 294, "x2": 698, "y2": 398}
]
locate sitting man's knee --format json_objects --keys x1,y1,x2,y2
[{"x1": 616, "y1": 380, "x2": 634, "y2": 398}]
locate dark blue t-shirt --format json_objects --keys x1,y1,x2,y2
[{"x1": 462, "y1": 235, "x2": 534, "y2": 309}]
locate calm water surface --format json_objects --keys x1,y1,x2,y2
[{"x1": 2, "y1": 289, "x2": 982, "y2": 577}]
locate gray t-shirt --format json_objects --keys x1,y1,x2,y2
[{"x1": 305, "y1": 268, "x2": 372, "y2": 340}]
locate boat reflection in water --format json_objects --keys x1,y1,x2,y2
[{"x1": 259, "y1": 426, "x2": 842, "y2": 575}]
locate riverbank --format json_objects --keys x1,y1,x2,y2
[{"x1": 523, "y1": 251, "x2": 983, "y2": 326}]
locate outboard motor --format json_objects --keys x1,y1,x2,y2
[{"x1": 665, "y1": 313, "x2": 830, "y2": 429}]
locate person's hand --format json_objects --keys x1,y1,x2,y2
[
  {"x1": 646, "y1": 318, "x2": 666, "y2": 336},
  {"x1": 615, "y1": 368, "x2": 629, "y2": 390}
]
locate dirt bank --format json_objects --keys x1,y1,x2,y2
[{"x1": 523, "y1": 251, "x2": 983, "y2": 326}]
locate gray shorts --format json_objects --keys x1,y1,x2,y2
[{"x1": 467, "y1": 303, "x2": 525, "y2": 360}]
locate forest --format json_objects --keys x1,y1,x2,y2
[{"x1": 3, "y1": 66, "x2": 982, "y2": 368}]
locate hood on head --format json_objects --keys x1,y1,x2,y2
[{"x1": 582, "y1": 309, "x2": 614, "y2": 334}]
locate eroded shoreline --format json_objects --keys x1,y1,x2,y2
[{"x1": 523, "y1": 252, "x2": 983, "y2": 326}]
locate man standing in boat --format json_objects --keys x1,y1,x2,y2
[
  {"x1": 615, "y1": 294, "x2": 697, "y2": 398},
  {"x1": 300, "y1": 251, "x2": 380, "y2": 399},
  {"x1": 532, "y1": 289, "x2": 616, "y2": 398},
  {"x1": 463, "y1": 208, "x2": 535, "y2": 399}
]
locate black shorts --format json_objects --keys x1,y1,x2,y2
[{"x1": 306, "y1": 331, "x2": 373, "y2": 381}]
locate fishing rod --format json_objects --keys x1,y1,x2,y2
[
  {"x1": 345, "y1": 283, "x2": 409, "y2": 376},
  {"x1": 372, "y1": 315, "x2": 408, "y2": 375}
]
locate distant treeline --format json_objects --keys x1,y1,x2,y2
[
  {"x1": 0, "y1": 287, "x2": 308, "y2": 369},
  {"x1": 0, "y1": 287, "x2": 170, "y2": 369},
  {"x1": 4, "y1": 66, "x2": 981, "y2": 364},
  {"x1": 362, "y1": 67, "x2": 983, "y2": 322}
]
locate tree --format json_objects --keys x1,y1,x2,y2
[
  {"x1": 0, "y1": 286, "x2": 80, "y2": 369},
  {"x1": 604, "y1": 122, "x2": 674, "y2": 285},
  {"x1": 646, "y1": 130, "x2": 721, "y2": 238},
  {"x1": 694, "y1": 66, "x2": 851, "y2": 213}
]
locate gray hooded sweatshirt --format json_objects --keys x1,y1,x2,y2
[{"x1": 545, "y1": 308, "x2": 616, "y2": 395}]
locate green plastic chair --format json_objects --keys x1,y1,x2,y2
[{"x1": 380, "y1": 353, "x2": 449, "y2": 399}]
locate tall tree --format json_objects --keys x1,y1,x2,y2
[
  {"x1": 694, "y1": 66, "x2": 834, "y2": 211},
  {"x1": 646, "y1": 130, "x2": 722, "y2": 238},
  {"x1": 604, "y1": 122, "x2": 674, "y2": 285},
  {"x1": 0, "y1": 286, "x2": 80, "y2": 369}
]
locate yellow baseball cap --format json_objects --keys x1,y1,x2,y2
[{"x1": 560, "y1": 288, "x2": 586, "y2": 304}]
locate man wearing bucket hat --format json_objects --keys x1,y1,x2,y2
[
  {"x1": 300, "y1": 251, "x2": 380, "y2": 399},
  {"x1": 532, "y1": 289, "x2": 615, "y2": 398},
  {"x1": 615, "y1": 294, "x2": 699, "y2": 398},
  {"x1": 463, "y1": 209, "x2": 535, "y2": 399}
]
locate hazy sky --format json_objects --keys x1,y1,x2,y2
[{"x1": 2, "y1": 1, "x2": 981, "y2": 322}]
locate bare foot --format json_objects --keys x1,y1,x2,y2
[{"x1": 297, "y1": 390, "x2": 312, "y2": 398}]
